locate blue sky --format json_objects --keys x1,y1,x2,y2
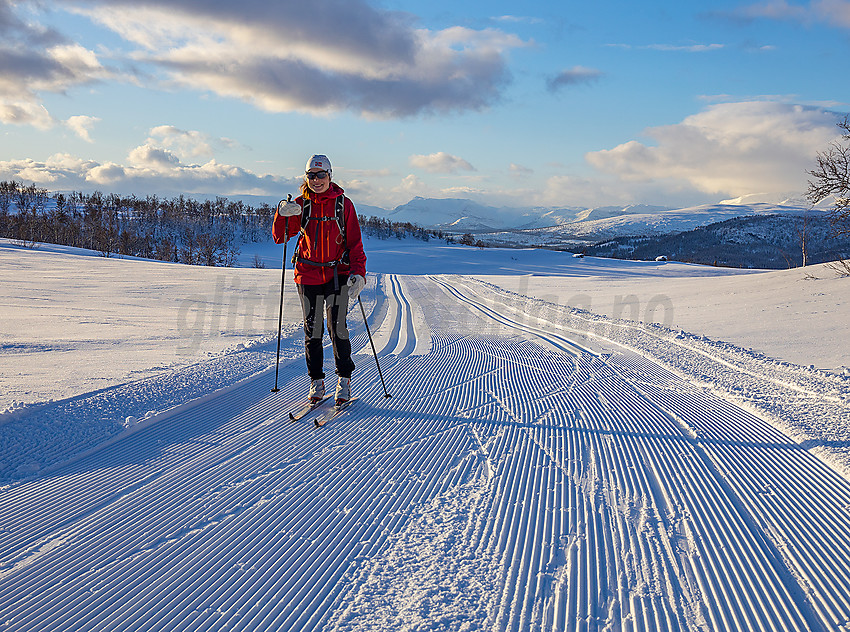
[{"x1": 0, "y1": 0, "x2": 847, "y2": 211}]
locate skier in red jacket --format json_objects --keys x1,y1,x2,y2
[{"x1": 273, "y1": 154, "x2": 367, "y2": 405}]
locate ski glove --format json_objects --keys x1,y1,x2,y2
[
  {"x1": 347, "y1": 274, "x2": 365, "y2": 300},
  {"x1": 277, "y1": 200, "x2": 301, "y2": 217}
]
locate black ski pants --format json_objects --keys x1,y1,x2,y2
[{"x1": 296, "y1": 276, "x2": 355, "y2": 380}]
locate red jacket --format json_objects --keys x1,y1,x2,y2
[{"x1": 272, "y1": 183, "x2": 367, "y2": 285}]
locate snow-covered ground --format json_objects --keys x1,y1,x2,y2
[{"x1": 2, "y1": 236, "x2": 850, "y2": 631}]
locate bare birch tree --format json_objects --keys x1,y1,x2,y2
[
  {"x1": 807, "y1": 115, "x2": 850, "y2": 235},
  {"x1": 807, "y1": 115, "x2": 850, "y2": 274}
]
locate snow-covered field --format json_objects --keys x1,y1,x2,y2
[{"x1": 2, "y1": 237, "x2": 850, "y2": 631}]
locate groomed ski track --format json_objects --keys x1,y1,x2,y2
[{"x1": 2, "y1": 274, "x2": 850, "y2": 631}]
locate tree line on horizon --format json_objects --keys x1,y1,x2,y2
[{"x1": 0, "y1": 181, "x2": 448, "y2": 266}]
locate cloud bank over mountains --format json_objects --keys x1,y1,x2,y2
[
  {"x1": 0, "y1": 102, "x2": 845, "y2": 208},
  {"x1": 1, "y1": 0, "x2": 848, "y2": 210},
  {"x1": 584, "y1": 102, "x2": 842, "y2": 199}
]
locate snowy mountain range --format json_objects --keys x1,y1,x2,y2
[
  {"x1": 375, "y1": 196, "x2": 581, "y2": 232},
  {"x1": 370, "y1": 196, "x2": 829, "y2": 247},
  {"x1": 520, "y1": 202, "x2": 826, "y2": 245}
]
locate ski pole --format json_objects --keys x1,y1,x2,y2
[
  {"x1": 271, "y1": 196, "x2": 291, "y2": 393},
  {"x1": 359, "y1": 296, "x2": 392, "y2": 398}
]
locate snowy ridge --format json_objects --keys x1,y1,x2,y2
[
  {"x1": 559, "y1": 202, "x2": 816, "y2": 239},
  {"x1": 476, "y1": 202, "x2": 822, "y2": 250},
  {"x1": 2, "y1": 274, "x2": 850, "y2": 630}
]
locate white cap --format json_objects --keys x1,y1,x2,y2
[{"x1": 306, "y1": 154, "x2": 332, "y2": 176}]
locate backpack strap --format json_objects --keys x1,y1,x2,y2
[
  {"x1": 299, "y1": 198, "x2": 312, "y2": 235},
  {"x1": 298, "y1": 196, "x2": 345, "y2": 239},
  {"x1": 293, "y1": 195, "x2": 350, "y2": 291},
  {"x1": 335, "y1": 195, "x2": 346, "y2": 247}
]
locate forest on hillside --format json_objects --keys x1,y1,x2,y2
[
  {"x1": 0, "y1": 181, "x2": 444, "y2": 266},
  {"x1": 584, "y1": 213, "x2": 850, "y2": 269}
]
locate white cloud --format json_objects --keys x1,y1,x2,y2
[
  {"x1": 758, "y1": 0, "x2": 810, "y2": 18},
  {"x1": 585, "y1": 101, "x2": 845, "y2": 199},
  {"x1": 814, "y1": 0, "x2": 850, "y2": 26},
  {"x1": 145, "y1": 125, "x2": 236, "y2": 160},
  {"x1": 547, "y1": 66, "x2": 604, "y2": 91},
  {"x1": 728, "y1": 0, "x2": 850, "y2": 27},
  {"x1": 88, "y1": 162, "x2": 129, "y2": 186},
  {"x1": 63, "y1": 0, "x2": 528, "y2": 118},
  {"x1": 718, "y1": 0, "x2": 809, "y2": 21},
  {"x1": 399, "y1": 174, "x2": 425, "y2": 192},
  {"x1": 492, "y1": 15, "x2": 544, "y2": 24},
  {"x1": 0, "y1": 101, "x2": 54, "y2": 129},
  {"x1": 128, "y1": 144, "x2": 181, "y2": 170},
  {"x1": 0, "y1": 150, "x2": 296, "y2": 198},
  {"x1": 0, "y1": 0, "x2": 526, "y2": 125},
  {"x1": 645, "y1": 43, "x2": 725, "y2": 52},
  {"x1": 113, "y1": 125, "x2": 244, "y2": 179},
  {"x1": 409, "y1": 152, "x2": 476, "y2": 174},
  {"x1": 0, "y1": 125, "x2": 272, "y2": 194},
  {"x1": 609, "y1": 43, "x2": 725, "y2": 52},
  {"x1": 338, "y1": 175, "x2": 407, "y2": 209},
  {"x1": 65, "y1": 115, "x2": 101, "y2": 142},
  {"x1": 46, "y1": 43, "x2": 103, "y2": 80},
  {"x1": 0, "y1": 3, "x2": 108, "y2": 129},
  {"x1": 349, "y1": 173, "x2": 497, "y2": 209},
  {"x1": 537, "y1": 172, "x2": 709, "y2": 209}
]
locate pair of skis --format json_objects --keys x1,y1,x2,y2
[{"x1": 288, "y1": 397, "x2": 354, "y2": 427}]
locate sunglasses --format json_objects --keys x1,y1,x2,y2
[{"x1": 305, "y1": 171, "x2": 329, "y2": 181}]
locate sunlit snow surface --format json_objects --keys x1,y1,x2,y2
[{"x1": 1, "y1": 238, "x2": 849, "y2": 631}]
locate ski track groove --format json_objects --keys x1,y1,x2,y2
[
  {"x1": 431, "y1": 275, "x2": 839, "y2": 632},
  {"x1": 1, "y1": 274, "x2": 850, "y2": 630}
]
